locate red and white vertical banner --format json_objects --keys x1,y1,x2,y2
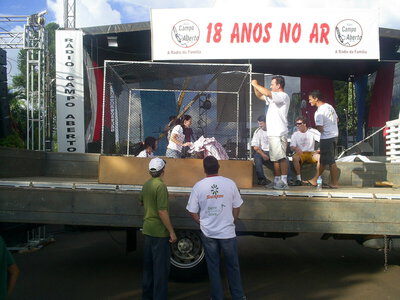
[
  {"x1": 55, "y1": 29, "x2": 85, "y2": 153},
  {"x1": 151, "y1": 8, "x2": 379, "y2": 60}
]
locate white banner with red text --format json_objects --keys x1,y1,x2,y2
[
  {"x1": 151, "y1": 8, "x2": 379, "y2": 60},
  {"x1": 56, "y1": 29, "x2": 85, "y2": 153}
]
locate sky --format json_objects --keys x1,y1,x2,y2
[{"x1": 1, "y1": 0, "x2": 399, "y2": 80}]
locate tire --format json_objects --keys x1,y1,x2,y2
[{"x1": 170, "y1": 229, "x2": 207, "y2": 281}]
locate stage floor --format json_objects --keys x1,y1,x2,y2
[{"x1": 0, "y1": 176, "x2": 399, "y2": 200}]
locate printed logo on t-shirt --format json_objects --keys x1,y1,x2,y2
[
  {"x1": 207, "y1": 203, "x2": 226, "y2": 216},
  {"x1": 211, "y1": 184, "x2": 218, "y2": 195},
  {"x1": 327, "y1": 107, "x2": 336, "y2": 121},
  {"x1": 299, "y1": 136, "x2": 307, "y2": 148},
  {"x1": 206, "y1": 184, "x2": 226, "y2": 216},
  {"x1": 207, "y1": 184, "x2": 223, "y2": 199}
]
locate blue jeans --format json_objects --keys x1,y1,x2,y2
[
  {"x1": 254, "y1": 150, "x2": 273, "y2": 181},
  {"x1": 201, "y1": 233, "x2": 245, "y2": 300},
  {"x1": 165, "y1": 148, "x2": 181, "y2": 158},
  {"x1": 142, "y1": 235, "x2": 170, "y2": 300}
]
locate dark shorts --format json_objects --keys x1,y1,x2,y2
[{"x1": 319, "y1": 137, "x2": 338, "y2": 165}]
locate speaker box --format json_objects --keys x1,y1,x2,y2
[
  {"x1": 0, "y1": 95, "x2": 11, "y2": 138},
  {"x1": 0, "y1": 65, "x2": 6, "y2": 82},
  {"x1": 0, "y1": 49, "x2": 6, "y2": 66},
  {"x1": 0, "y1": 82, "x2": 7, "y2": 98},
  {"x1": 87, "y1": 141, "x2": 101, "y2": 153}
]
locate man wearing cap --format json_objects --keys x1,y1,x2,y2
[
  {"x1": 139, "y1": 157, "x2": 177, "y2": 300},
  {"x1": 186, "y1": 156, "x2": 246, "y2": 300}
]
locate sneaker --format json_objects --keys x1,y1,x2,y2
[
  {"x1": 273, "y1": 180, "x2": 289, "y2": 190},
  {"x1": 292, "y1": 179, "x2": 302, "y2": 186},
  {"x1": 265, "y1": 182, "x2": 275, "y2": 189},
  {"x1": 257, "y1": 179, "x2": 268, "y2": 185}
]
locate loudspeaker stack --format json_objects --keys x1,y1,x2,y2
[{"x1": 0, "y1": 48, "x2": 11, "y2": 138}]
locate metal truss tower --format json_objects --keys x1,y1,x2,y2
[
  {"x1": 64, "y1": 0, "x2": 76, "y2": 29},
  {"x1": 0, "y1": 13, "x2": 48, "y2": 150}
]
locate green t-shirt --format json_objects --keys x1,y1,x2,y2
[
  {"x1": 1, "y1": 236, "x2": 15, "y2": 300},
  {"x1": 139, "y1": 177, "x2": 170, "y2": 238}
]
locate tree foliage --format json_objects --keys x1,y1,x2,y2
[{"x1": 333, "y1": 80, "x2": 352, "y2": 141}]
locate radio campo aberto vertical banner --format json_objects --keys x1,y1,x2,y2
[
  {"x1": 151, "y1": 8, "x2": 379, "y2": 60},
  {"x1": 56, "y1": 30, "x2": 85, "y2": 153}
]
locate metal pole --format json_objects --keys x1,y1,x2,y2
[
  {"x1": 30, "y1": 50, "x2": 34, "y2": 150},
  {"x1": 236, "y1": 93, "x2": 240, "y2": 158},
  {"x1": 127, "y1": 89, "x2": 132, "y2": 155},
  {"x1": 38, "y1": 39, "x2": 42, "y2": 150},
  {"x1": 249, "y1": 65, "x2": 252, "y2": 159},
  {"x1": 344, "y1": 108, "x2": 348, "y2": 147},
  {"x1": 351, "y1": 78, "x2": 356, "y2": 143},
  {"x1": 26, "y1": 43, "x2": 30, "y2": 149},
  {"x1": 100, "y1": 63, "x2": 108, "y2": 154}
]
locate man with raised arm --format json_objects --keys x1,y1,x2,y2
[{"x1": 252, "y1": 75, "x2": 291, "y2": 190}]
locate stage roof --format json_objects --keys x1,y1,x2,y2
[{"x1": 82, "y1": 22, "x2": 400, "y2": 81}]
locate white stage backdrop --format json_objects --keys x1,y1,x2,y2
[
  {"x1": 151, "y1": 8, "x2": 379, "y2": 60},
  {"x1": 56, "y1": 30, "x2": 85, "y2": 153}
]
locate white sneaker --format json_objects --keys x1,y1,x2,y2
[
  {"x1": 273, "y1": 180, "x2": 289, "y2": 190},
  {"x1": 265, "y1": 182, "x2": 275, "y2": 189}
]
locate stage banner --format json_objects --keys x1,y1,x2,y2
[
  {"x1": 56, "y1": 29, "x2": 85, "y2": 153},
  {"x1": 151, "y1": 8, "x2": 379, "y2": 60}
]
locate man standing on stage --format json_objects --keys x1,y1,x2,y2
[
  {"x1": 308, "y1": 90, "x2": 339, "y2": 188},
  {"x1": 252, "y1": 75, "x2": 291, "y2": 190}
]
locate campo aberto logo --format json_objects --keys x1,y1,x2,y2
[
  {"x1": 335, "y1": 19, "x2": 363, "y2": 47},
  {"x1": 171, "y1": 19, "x2": 200, "y2": 48}
]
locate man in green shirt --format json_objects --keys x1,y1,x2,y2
[
  {"x1": 1, "y1": 236, "x2": 19, "y2": 299},
  {"x1": 139, "y1": 157, "x2": 177, "y2": 300}
]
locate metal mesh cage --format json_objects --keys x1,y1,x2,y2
[{"x1": 101, "y1": 61, "x2": 252, "y2": 159}]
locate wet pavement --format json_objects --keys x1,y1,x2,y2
[{"x1": 8, "y1": 227, "x2": 400, "y2": 300}]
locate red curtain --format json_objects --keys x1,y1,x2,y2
[
  {"x1": 367, "y1": 63, "x2": 395, "y2": 128},
  {"x1": 300, "y1": 77, "x2": 335, "y2": 128},
  {"x1": 92, "y1": 60, "x2": 105, "y2": 142}
]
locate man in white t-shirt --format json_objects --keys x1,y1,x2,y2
[
  {"x1": 251, "y1": 114, "x2": 273, "y2": 185},
  {"x1": 252, "y1": 76, "x2": 291, "y2": 190},
  {"x1": 290, "y1": 116, "x2": 321, "y2": 186},
  {"x1": 309, "y1": 90, "x2": 339, "y2": 188},
  {"x1": 186, "y1": 156, "x2": 246, "y2": 300}
]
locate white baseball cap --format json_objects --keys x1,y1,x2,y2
[{"x1": 149, "y1": 157, "x2": 166, "y2": 172}]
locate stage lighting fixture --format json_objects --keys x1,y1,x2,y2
[
  {"x1": 200, "y1": 94, "x2": 212, "y2": 110},
  {"x1": 28, "y1": 11, "x2": 47, "y2": 27}
]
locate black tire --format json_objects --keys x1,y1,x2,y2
[{"x1": 170, "y1": 229, "x2": 207, "y2": 281}]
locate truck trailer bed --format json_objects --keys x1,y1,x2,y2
[{"x1": 1, "y1": 176, "x2": 399, "y2": 235}]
